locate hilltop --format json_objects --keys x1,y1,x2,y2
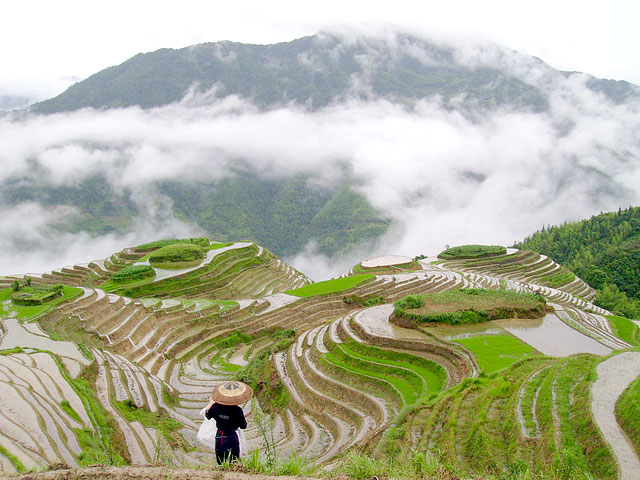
[
  {"x1": 0, "y1": 236, "x2": 638, "y2": 479},
  {"x1": 31, "y1": 32, "x2": 638, "y2": 114}
]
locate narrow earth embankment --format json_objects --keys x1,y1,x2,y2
[{"x1": 5, "y1": 466, "x2": 328, "y2": 480}]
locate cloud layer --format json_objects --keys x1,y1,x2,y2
[{"x1": 1, "y1": 35, "x2": 639, "y2": 280}]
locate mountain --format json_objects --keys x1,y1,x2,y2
[
  {"x1": 5, "y1": 30, "x2": 639, "y2": 266},
  {"x1": 32, "y1": 32, "x2": 638, "y2": 115},
  {"x1": 0, "y1": 94, "x2": 30, "y2": 112}
]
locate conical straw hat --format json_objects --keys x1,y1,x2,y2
[{"x1": 211, "y1": 381, "x2": 253, "y2": 405}]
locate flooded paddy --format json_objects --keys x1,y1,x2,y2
[
  {"x1": 495, "y1": 314, "x2": 612, "y2": 357},
  {"x1": 353, "y1": 304, "x2": 431, "y2": 341},
  {"x1": 361, "y1": 255, "x2": 413, "y2": 268},
  {"x1": 426, "y1": 322, "x2": 505, "y2": 340},
  {"x1": 0, "y1": 318, "x2": 91, "y2": 367}
]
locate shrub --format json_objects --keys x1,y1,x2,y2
[
  {"x1": 111, "y1": 264, "x2": 155, "y2": 283},
  {"x1": 136, "y1": 237, "x2": 210, "y2": 250},
  {"x1": 393, "y1": 289, "x2": 547, "y2": 325},
  {"x1": 148, "y1": 244, "x2": 206, "y2": 264},
  {"x1": 10, "y1": 285, "x2": 63, "y2": 305},
  {"x1": 438, "y1": 244, "x2": 507, "y2": 260}
]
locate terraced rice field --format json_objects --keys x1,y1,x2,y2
[{"x1": 0, "y1": 243, "x2": 637, "y2": 479}]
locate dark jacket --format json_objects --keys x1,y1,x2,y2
[{"x1": 206, "y1": 403, "x2": 247, "y2": 431}]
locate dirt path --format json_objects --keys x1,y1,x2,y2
[
  {"x1": 3, "y1": 465, "x2": 330, "y2": 480},
  {"x1": 591, "y1": 351, "x2": 640, "y2": 480}
]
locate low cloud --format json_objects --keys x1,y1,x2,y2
[{"x1": 1, "y1": 32, "x2": 639, "y2": 279}]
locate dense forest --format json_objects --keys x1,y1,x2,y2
[{"x1": 517, "y1": 206, "x2": 640, "y2": 317}]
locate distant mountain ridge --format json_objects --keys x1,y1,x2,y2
[{"x1": 32, "y1": 31, "x2": 639, "y2": 114}]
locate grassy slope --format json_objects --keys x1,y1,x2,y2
[
  {"x1": 285, "y1": 274, "x2": 375, "y2": 297},
  {"x1": 607, "y1": 315, "x2": 640, "y2": 346},
  {"x1": 452, "y1": 334, "x2": 537, "y2": 374},
  {"x1": 616, "y1": 373, "x2": 640, "y2": 453}
]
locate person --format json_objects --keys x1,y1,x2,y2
[{"x1": 205, "y1": 380, "x2": 252, "y2": 464}]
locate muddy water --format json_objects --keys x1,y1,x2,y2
[
  {"x1": 259, "y1": 293, "x2": 299, "y2": 314},
  {"x1": 0, "y1": 318, "x2": 91, "y2": 365},
  {"x1": 227, "y1": 345, "x2": 250, "y2": 367},
  {"x1": 426, "y1": 323, "x2": 505, "y2": 340},
  {"x1": 361, "y1": 255, "x2": 413, "y2": 268},
  {"x1": 353, "y1": 305, "x2": 430, "y2": 341},
  {"x1": 495, "y1": 314, "x2": 612, "y2": 357}
]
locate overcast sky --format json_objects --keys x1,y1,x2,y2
[{"x1": 3, "y1": 0, "x2": 639, "y2": 99}]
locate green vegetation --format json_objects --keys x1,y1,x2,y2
[
  {"x1": 136, "y1": 237, "x2": 210, "y2": 249},
  {"x1": 237, "y1": 329, "x2": 296, "y2": 412},
  {"x1": 438, "y1": 244, "x2": 507, "y2": 260},
  {"x1": 616, "y1": 373, "x2": 640, "y2": 453},
  {"x1": 390, "y1": 355, "x2": 615, "y2": 479},
  {"x1": 0, "y1": 444, "x2": 26, "y2": 472},
  {"x1": 452, "y1": 334, "x2": 536, "y2": 374},
  {"x1": 111, "y1": 264, "x2": 155, "y2": 282},
  {"x1": 607, "y1": 315, "x2": 640, "y2": 346},
  {"x1": 33, "y1": 33, "x2": 551, "y2": 114},
  {"x1": 337, "y1": 450, "x2": 456, "y2": 480},
  {"x1": 56, "y1": 360, "x2": 127, "y2": 466},
  {"x1": 518, "y1": 206, "x2": 640, "y2": 315},
  {"x1": 60, "y1": 399, "x2": 82, "y2": 422},
  {"x1": 3, "y1": 169, "x2": 389, "y2": 259},
  {"x1": 596, "y1": 283, "x2": 640, "y2": 319},
  {"x1": 113, "y1": 400, "x2": 187, "y2": 449},
  {"x1": 148, "y1": 243, "x2": 206, "y2": 264},
  {"x1": 394, "y1": 289, "x2": 547, "y2": 325},
  {"x1": 285, "y1": 274, "x2": 375, "y2": 297},
  {"x1": 106, "y1": 243, "x2": 263, "y2": 298},
  {"x1": 329, "y1": 340, "x2": 446, "y2": 401},
  {"x1": 10, "y1": 284, "x2": 63, "y2": 305},
  {"x1": 0, "y1": 285, "x2": 82, "y2": 320}
]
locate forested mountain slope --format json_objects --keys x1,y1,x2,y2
[
  {"x1": 517, "y1": 206, "x2": 640, "y2": 316},
  {"x1": 32, "y1": 32, "x2": 637, "y2": 114}
]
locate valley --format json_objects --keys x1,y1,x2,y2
[{"x1": 0, "y1": 239, "x2": 638, "y2": 479}]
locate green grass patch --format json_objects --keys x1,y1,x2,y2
[
  {"x1": 285, "y1": 274, "x2": 375, "y2": 297},
  {"x1": 111, "y1": 264, "x2": 155, "y2": 283},
  {"x1": 10, "y1": 284, "x2": 63, "y2": 305},
  {"x1": 607, "y1": 315, "x2": 640, "y2": 346},
  {"x1": 616, "y1": 373, "x2": 640, "y2": 454},
  {"x1": 136, "y1": 237, "x2": 210, "y2": 249},
  {"x1": 61, "y1": 399, "x2": 82, "y2": 422},
  {"x1": 0, "y1": 286, "x2": 82, "y2": 320},
  {"x1": 54, "y1": 359, "x2": 127, "y2": 466},
  {"x1": 208, "y1": 241, "x2": 233, "y2": 250},
  {"x1": 0, "y1": 444, "x2": 26, "y2": 472},
  {"x1": 113, "y1": 399, "x2": 188, "y2": 449},
  {"x1": 452, "y1": 334, "x2": 536, "y2": 374},
  {"x1": 438, "y1": 244, "x2": 506, "y2": 260},
  {"x1": 236, "y1": 329, "x2": 296, "y2": 413},
  {"x1": 542, "y1": 270, "x2": 576, "y2": 288},
  {"x1": 394, "y1": 288, "x2": 547, "y2": 325},
  {"x1": 148, "y1": 243, "x2": 206, "y2": 264}
]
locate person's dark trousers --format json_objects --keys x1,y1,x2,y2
[{"x1": 215, "y1": 430, "x2": 239, "y2": 464}]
